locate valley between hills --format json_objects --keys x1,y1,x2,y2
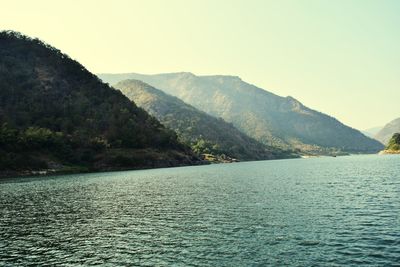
[{"x1": 0, "y1": 31, "x2": 387, "y2": 178}]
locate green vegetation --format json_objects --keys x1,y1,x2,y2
[
  {"x1": 100, "y1": 72, "x2": 384, "y2": 154},
  {"x1": 0, "y1": 31, "x2": 200, "y2": 175},
  {"x1": 386, "y1": 133, "x2": 400, "y2": 151},
  {"x1": 114, "y1": 79, "x2": 297, "y2": 161},
  {"x1": 375, "y1": 118, "x2": 400, "y2": 145}
]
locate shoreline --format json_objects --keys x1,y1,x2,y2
[
  {"x1": 379, "y1": 150, "x2": 400, "y2": 155},
  {"x1": 0, "y1": 152, "x2": 383, "y2": 179},
  {"x1": 0, "y1": 160, "x2": 209, "y2": 180}
]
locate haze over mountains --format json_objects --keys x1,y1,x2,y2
[
  {"x1": 99, "y1": 72, "x2": 384, "y2": 154},
  {"x1": 375, "y1": 118, "x2": 400, "y2": 145},
  {"x1": 0, "y1": 31, "x2": 200, "y2": 175},
  {"x1": 362, "y1": 126, "x2": 383, "y2": 138},
  {"x1": 114, "y1": 79, "x2": 296, "y2": 161},
  {"x1": 0, "y1": 31, "x2": 389, "y2": 177}
]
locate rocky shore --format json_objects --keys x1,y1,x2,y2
[{"x1": 379, "y1": 150, "x2": 400, "y2": 155}]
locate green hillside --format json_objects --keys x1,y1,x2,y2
[
  {"x1": 375, "y1": 118, "x2": 400, "y2": 145},
  {"x1": 386, "y1": 133, "x2": 400, "y2": 151},
  {"x1": 114, "y1": 79, "x2": 297, "y2": 161},
  {"x1": 0, "y1": 31, "x2": 200, "y2": 176},
  {"x1": 99, "y1": 72, "x2": 384, "y2": 154}
]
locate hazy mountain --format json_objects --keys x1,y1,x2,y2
[
  {"x1": 0, "y1": 31, "x2": 200, "y2": 175},
  {"x1": 99, "y1": 72, "x2": 384, "y2": 154},
  {"x1": 114, "y1": 79, "x2": 297, "y2": 161},
  {"x1": 362, "y1": 126, "x2": 382, "y2": 138},
  {"x1": 375, "y1": 118, "x2": 400, "y2": 145}
]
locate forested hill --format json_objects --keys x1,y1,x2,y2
[
  {"x1": 114, "y1": 79, "x2": 297, "y2": 161},
  {"x1": 0, "y1": 31, "x2": 200, "y2": 176},
  {"x1": 375, "y1": 118, "x2": 400, "y2": 145},
  {"x1": 386, "y1": 133, "x2": 400, "y2": 151},
  {"x1": 379, "y1": 133, "x2": 400, "y2": 155},
  {"x1": 99, "y1": 72, "x2": 384, "y2": 154}
]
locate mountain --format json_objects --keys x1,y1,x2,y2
[
  {"x1": 362, "y1": 126, "x2": 382, "y2": 138},
  {"x1": 386, "y1": 133, "x2": 400, "y2": 151},
  {"x1": 113, "y1": 79, "x2": 297, "y2": 161},
  {"x1": 0, "y1": 31, "x2": 200, "y2": 176},
  {"x1": 99, "y1": 72, "x2": 384, "y2": 154},
  {"x1": 375, "y1": 118, "x2": 400, "y2": 145}
]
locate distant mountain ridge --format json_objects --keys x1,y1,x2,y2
[
  {"x1": 114, "y1": 79, "x2": 297, "y2": 161},
  {"x1": 362, "y1": 126, "x2": 383, "y2": 138},
  {"x1": 99, "y1": 72, "x2": 384, "y2": 154},
  {"x1": 375, "y1": 118, "x2": 400, "y2": 145}
]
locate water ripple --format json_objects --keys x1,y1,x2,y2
[{"x1": 1, "y1": 155, "x2": 400, "y2": 266}]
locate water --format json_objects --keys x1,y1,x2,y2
[{"x1": 1, "y1": 155, "x2": 399, "y2": 266}]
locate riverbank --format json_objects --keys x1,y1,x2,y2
[
  {"x1": 379, "y1": 150, "x2": 400, "y2": 155},
  {"x1": 0, "y1": 148, "x2": 208, "y2": 179}
]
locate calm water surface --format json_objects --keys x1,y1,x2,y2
[{"x1": 1, "y1": 155, "x2": 400, "y2": 266}]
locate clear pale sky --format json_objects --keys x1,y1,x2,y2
[{"x1": 1, "y1": 0, "x2": 399, "y2": 130}]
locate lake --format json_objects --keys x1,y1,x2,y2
[{"x1": 1, "y1": 155, "x2": 399, "y2": 266}]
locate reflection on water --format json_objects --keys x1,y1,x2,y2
[{"x1": 1, "y1": 155, "x2": 400, "y2": 266}]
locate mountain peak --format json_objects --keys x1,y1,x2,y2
[
  {"x1": 178, "y1": 71, "x2": 195, "y2": 76},
  {"x1": 0, "y1": 31, "x2": 200, "y2": 173},
  {"x1": 99, "y1": 72, "x2": 384, "y2": 154}
]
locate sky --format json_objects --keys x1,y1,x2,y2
[{"x1": 1, "y1": 0, "x2": 399, "y2": 130}]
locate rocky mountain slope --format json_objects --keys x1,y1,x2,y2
[
  {"x1": 114, "y1": 79, "x2": 297, "y2": 161},
  {"x1": 99, "y1": 72, "x2": 383, "y2": 154}
]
